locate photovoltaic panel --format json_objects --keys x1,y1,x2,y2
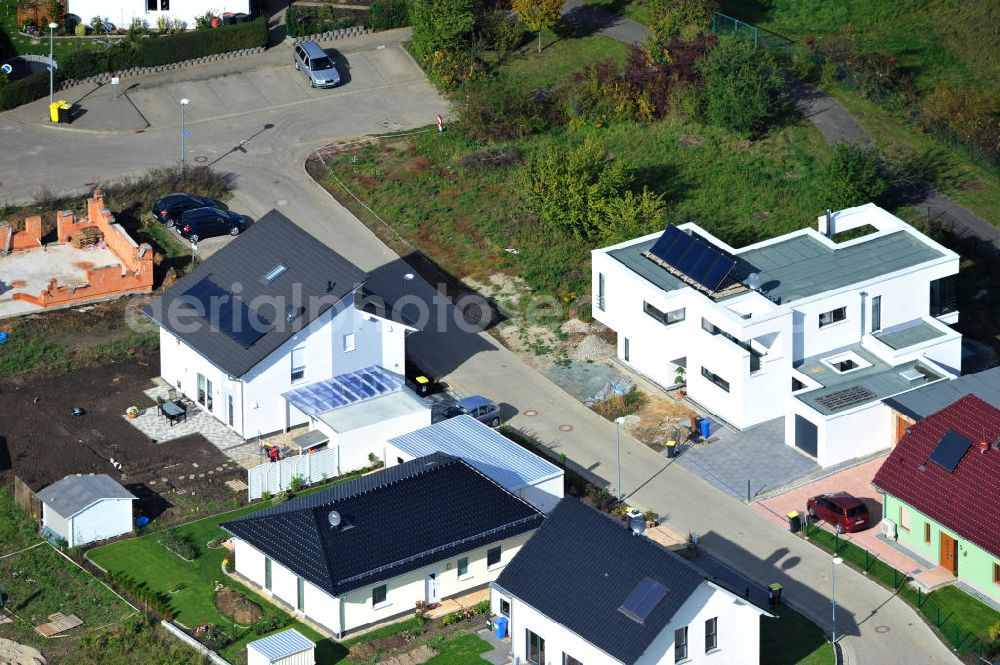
[
  {"x1": 648, "y1": 226, "x2": 687, "y2": 265},
  {"x1": 700, "y1": 255, "x2": 737, "y2": 292},
  {"x1": 646, "y1": 226, "x2": 737, "y2": 293},
  {"x1": 815, "y1": 386, "x2": 877, "y2": 411},
  {"x1": 619, "y1": 577, "x2": 668, "y2": 624},
  {"x1": 180, "y1": 277, "x2": 271, "y2": 349},
  {"x1": 928, "y1": 430, "x2": 971, "y2": 473}
]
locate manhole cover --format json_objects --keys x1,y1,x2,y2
[
  {"x1": 276, "y1": 199, "x2": 288, "y2": 207},
  {"x1": 525, "y1": 410, "x2": 538, "y2": 416},
  {"x1": 559, "y1": 424, "x2": 573, "y2": 432},
  {"x1": 875, "y1": 625, "x2": 890, "y2": 633},
  {"x1": 194, "y1": 156, "x2": 208, "y2": 163}
]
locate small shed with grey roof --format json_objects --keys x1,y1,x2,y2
[
  {"x1": 36, "y1": 474, "x2": 136, "y2": 547},
  {"x1": 386, "y1": 415, "x2": 564, "y2": 512},
  {"x1": 247, "y1": 628, "x2": 314, "y2": 665},
  {"x1": 883, "y1": 367, "x2": 1000, "y2": 421}
]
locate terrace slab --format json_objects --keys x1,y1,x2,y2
[{"x1": 0, "y1": 244, "x2": 124, "y2": 318}]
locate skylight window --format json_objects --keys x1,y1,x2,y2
[
  {"x1": 261, "y1": 264, "x2": 287, "y2": 285},
  {"x1": 619, "y1": 577, "x2": 668, "y2": 624}
]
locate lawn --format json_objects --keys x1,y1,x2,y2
[
  {"x1": 0, "y1": 488, "x2": 43, "y2": 555},
  {"x1": 425, "y1": 633, "x2": 493, "y2": 664},
  {"x1": 0, "y1": 0, "x2": 105, "y2": 61},
  {"x1": 578, "y1": 0, "x2": 654, "y2": 28},
  {"x1": 499, "y1": 32, "x2": 629, "y2": 91},
  {"x1": 761, "y1": 605, "x2": 833, "y2": 665}
]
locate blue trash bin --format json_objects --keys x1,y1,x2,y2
[
  {"x1": 493, "y1": 616, "x2": 508, "y2": 639},
  {"x1": 699, "y1": 418, "x2": 711, "y2": 439}
]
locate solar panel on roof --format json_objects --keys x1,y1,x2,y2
[
  {"x1": 700, "y1": 255, "x2": 737, "y2": 292},
  {"x1": 619, "y1": 577, "x2": 668, "y2": 624},
  {"x1": 815, "y1": 386, "x2": 877, "y2": 411},
  {"x1": 648, "y1": 226, "x2": 686, "y2": 265},
  {"x1": 647, "y1": 226, "x2": 736, "y2": 293},
  {"x1": 928, "y1": 430, "x2": 971, "y2": 473},
  {"x1": 180, "y1": 277, "x2": 271, "y2": 349}
]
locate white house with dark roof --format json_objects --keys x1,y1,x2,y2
[
  {"x1": 492, "y1": 499, "x2": 769, "y2": 665},
  {"x1": 37, "y1": 474, "x2": 136, "y2": 547},
  {"x1": 143, "y1": 211, "x2": 412, "y2": 440},
  {"x1": 222, "y1": 454, "x2": 544, "y2": 638},
  {"x1": 385, "y1": 415, "x2": 564, "y2": 513},
  {"x1": 592, "y1": 203, "x2": 962, "y2": 466}
]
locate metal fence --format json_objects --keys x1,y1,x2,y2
[
  {"x1": 711, "y1": 12, "x2": 795, "y2": 57},
  {"x1": 247, "y1": 448, "x2": 338, "y2": 501}
]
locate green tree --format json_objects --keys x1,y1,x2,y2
[
  {"x1": 822, "y1": 141, "x2": 889, "y2": 209},
  {"x1": 512, "y1": 0, "x2": 565, "y2": 53},
  {"x1": 410, "y1": 0, "x2": 478, "y2": 62},
  {"x1": 643, "y1": 0, "x2": 715, "y2": 65},
  {"x1": 597, "y1": 188, "x2": 667, "y2": 243},
  {"x1": 700, "y1": 37, "x2": 787, "y2": 137}
]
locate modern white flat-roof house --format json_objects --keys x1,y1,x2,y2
[
  {"x1": 143, "y1": 211, "x2": 410, "y2": 440},
  {"x1": 385, "y1": 415, "x2": 564, "y2": 513},
  {"x1": 593, "y1": 204, "x2": 962, "y2": 466},
  {"x1": 37, "y1": 474, "x2": 136, "y2": 547},
  {"x1": 67, "y1": 0, "x2": 250, "y2": 32},
  {"x1": 492, "y1": 499, "x2": 770, "y2": 665},
  {"x1": 222, "y1": 453, "x2": 544, "y2": 638}
]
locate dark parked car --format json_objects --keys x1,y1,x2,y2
[
  {"x1": 152, "y1": 194, "x2": 223, "y2": 227},
  {"x1": 176, "y1": 207, "x2": 245, "y2": 243},
  {"x1": 443, "y1": 396, "x2": 502, "y2": 427},
  {"x1": 807, "y1": 492, "x2": 871, "y2": 533}
]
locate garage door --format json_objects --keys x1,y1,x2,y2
[{"x1": 794, "y1": 415, "x2": 818, "y2": 457}]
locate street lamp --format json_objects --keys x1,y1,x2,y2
[
  {"x1": 831, "y1": 556, "x2": 843, "y2": 644},
  {"x1": 179, "y1": 98, "x2": 190, "y2": 172},
  {"x1": 615, "y1": 416, "x2": 625, "y2": 501},
  {"x1": 48, "y1": 21, "x2": 58, "y2": 110}
]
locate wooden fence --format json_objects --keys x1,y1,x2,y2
[{"x1": 13, "y1": 474, "x2": 41, "y2": 520}]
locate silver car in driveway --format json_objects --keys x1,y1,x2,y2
[
  {"x1": 292, "y1": 41, "x2": 341, "y2": 88},
  {"x1": 443, "y1": 396, "x2": 502, "y2": 427}
]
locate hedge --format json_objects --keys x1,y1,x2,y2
[
  {"x1": 286, "y1": 6, "x2": 360, "y2": 37},
  {"x1": 370, "y1": 0, "x2": 411, "y2": 31},
  {"x1": 0, "y1": 72, "x2": 51, "y2": 111}
]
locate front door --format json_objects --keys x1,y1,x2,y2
[
  {"x1": 894, "y1": 414, "x2": 914, "y2": 445},
  {"x1": 940, "y1": 533, "x2": 958, "y2": 575},
  {"x1": 425, "y1": 572, "x2": 441, "y2": 606}
]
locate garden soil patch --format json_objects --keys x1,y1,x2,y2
[
  {"x1": 0, "y1": 354, "x2": 240, "y2": 510},
  {"x1": 214, "y1": 588, "x2": 263, "y2": 625}
]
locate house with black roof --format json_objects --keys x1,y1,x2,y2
[
  {"x1": 492, "y1": 499, "x2": 769, "y2": 665},
  {"x1": 221, "y1": 453, "x2": 544, "y2": 638},
  {"x1": 143, "y1": 211, "x2": 413, "y2": 440}
]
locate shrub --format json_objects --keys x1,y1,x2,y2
[
  {"x1": 370, "y1": 0, "x2": 411, "y2": 30},
  {"x1": 700, "y1": 37, "x2": 787, "y2": 137},
  {"x1": 591, "y1": 387, "x2": 646, "y2": 420},
  {"x1": 289, "y1": 475, "x2": 306, "y2": 492},
  {"x1": 480, "y1": 10, "x2": 524, "y2": 55},
  {"x1": 475, "y1": 599, "x2": 491, "y2": 614},
  {"x1": 788, "y1": 46, "x2": 819, "y2": 82},
  {"x1": 425, "y1": 48, "x2": 481, "y2": 88},
  {"x1": 563, "y1": 58, "x2": 635, "y2": 127},
  {"x1": 920, "y1": 86, "x2": 1000, "y2": 159},
  {"x1": 822, "y1": 141, "x2": 889, "y2": 209},
  {"x1": 455, "y1": 74, "x2": 550, "y2": 140},
  {"x1": 0, "y1": 72, "x2": 49, "y2": 111},
  {"x1": 252, "y1": 612, "x2": 292, "y2": 635},
  {"x1": 410, "y1": 0, "x2": 476, "y2": 62},
  {"x1": 286, "y1": 5, "x2": 359, "y2": 36},
  {"x1": 158, "y1": 531, "x2": 197, "y2": 560},
  {"x1": 819, "y1": 60, "x2": 840, "y2": 88},
  {"x1": 74, "y1": 22, "x2": 87, "y2": 36},
  {"x1": 585, "y1": 484, "x2": 617, "y2": 512}
]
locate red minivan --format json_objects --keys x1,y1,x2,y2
[{"x1": 807, "y1": 492, "x2": 870, "y2": 533}]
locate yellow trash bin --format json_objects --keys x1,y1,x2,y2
[
  {"x1": 49, "y1": 100, "x2": 71, "y2": 123},
  {"x1": 49, "y1": 100, "x2": 62, "y2": 123}
]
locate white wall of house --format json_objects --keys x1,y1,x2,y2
[
  {"x1": 313, "y1": 408, "x2": 431, "y2": 476},
  {"x1": 43, "y1": 498, "x2": 134, "y2": 547},
  {"x1": 67, "y1": 0, "x2": 250, "y2": 31},
  {"x1": 494, "y1": 581, "x2": 763, "y2": 665},
  {"x1": 159, "y1": 297, "x2": 408, "y2": 440},
  {"x1": 234, "y1": 530, "x2": 533, "y2": 637}
]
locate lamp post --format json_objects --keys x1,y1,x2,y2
[
  {"x1": 179, "y1": 98, "x2": 190, "y2": 172},
  {"x1": 831, "y1": 556, "x2": 843, "y2": 644},
  {"x1": 614, "y1": 416, "x2": 625, "y2": 501},
  {"x1": 48, "y1": 21, "x2": 58, "y2": 109}
]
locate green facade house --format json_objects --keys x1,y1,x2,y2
[{"x1": 873, "y1": 394, "x2": 1000, "y2": 602}]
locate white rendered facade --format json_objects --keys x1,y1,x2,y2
[
  {"x1": 491, "y1": 580, "x2": 765, "y2": 665},
  {"x1": 593, "y1": 204, "x2": 961, "y2": 465},
  {"x1": 158, "y1": 295, "x2": 407, "y2": 440},
  {"x1": 67, "y1": 0, "x2": 250, "y2": 31},
  {"x1": 42, "y1": 497, "x2": 134, "y2": 547}
]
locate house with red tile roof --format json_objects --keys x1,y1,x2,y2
[{"x1": 873, "y1": 394, "x2": 1000, "y2": 601}]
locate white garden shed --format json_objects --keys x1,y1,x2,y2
[
  {"x1": 36, "y1": 474, "x2": 136, "y2": 547},
  {"x1": 247, "y1": 629, "x2": 315, "y2": 665}
]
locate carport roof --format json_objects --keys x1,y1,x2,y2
[
  {"x1": 141, "y1": 211, "x2": 365, "y2": 377},
  {"x1": 883, "y1": 367, "x2": 1000, "y2": 420},
  {"x1": 873, "y1": 395, "x2": 1000, "y2": 559},
  {"x1": 36, "y1": 474, "x2": 136, "y2": 519}
]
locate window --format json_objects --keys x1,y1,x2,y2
[
  {"x1": 701, "y1": 318, "x2": 761, "y2": 372},
  {"x1": 994, "y1": 563, "x2": 1000, "y2": 585},
  {"x1": 623, "y1": 337, "x2": 630, "y2": 362},
  {"x1": 261, "y1": 264, "x2": 287, "y2": 284},
  {"x1": 526, "y1": 630, "x2": 545, "y2": 665},
  {"x1": 296, "y1": 577, "x2": 305, "y2": 611},
  {"x1": 372, "y1": 584, "x2": 387, "y2": 607},
  {"x1": 597, "y1": 273, "x2": 605, "y2": 311},
  {"x1": 929, "y1": 276, "x2": 957, "y2": 316},
  {"x1": 701, "y1": 366, "x2": 730, "y2": 393},
  {"x1": 792, "y1": 378, "x2": 805, "y2": 391},
  {"x1": 291, "y1": 346, "x2": 306, "y2": 382},
  {"x1": 500, "y1": 598, "x2": 510, "y2": 617},
  {"x1": 899, "y1": 506, "x2": 911, "y2": 531},
  {"x1": 397, "y1": 457, "x2": 404, "y2": 465},
  {"x1": 925, "y1": 523, "x2": 932, "y2": 544},
  {"x1": 457, "y1": 557, "x2": 469, "y2": 578},
  {"x1": 644, "y1": 302, "x2": 685, "y2": 326},
  {"x1": 564, "y1": 654, "x2": 584, "y2": 665},
  {"x1": 160, "y1": 0, "x2": 169, "y2": 9},
  {"x1": 818, "y1": 307, "x2": 847, "y2": 328},
  {"x1": 264, "y1": 557, "x2": 272, "y2": 590},
  {"x1": 705, "y1": 617, "x2": 718, "y2": 652},
  {"x1": 871, "y1": 296, "x2": 882, "y2": 332},
  {"x1": 487, "y1": 546, "x2": 502, "y2": 569},
  {"x1": 674, "y1": 626, "x2": 688, "y2": 663},
  {"x1": 343, "y1": 333, "x2": 356, "y2": 352},
  {"x1": 228, "y1": 395, "x2": 234, "y2": 427},
  {"x1": 146, "y1": 0, "x2": 156, "y2": 10}
]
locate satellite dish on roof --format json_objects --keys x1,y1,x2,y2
[
  {"x1": 746, "y1": 272, "x2": 762, "y2": 291},
  {"x1": 328, "y1": 510, "x2": 341, "y2": 529}
]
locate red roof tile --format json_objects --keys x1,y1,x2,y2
[{"x1": 873, "y1": 395, "x2": 1000, "y2": 558}]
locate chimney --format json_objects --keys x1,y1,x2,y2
[
  {"x1": 980, "y1": 440, "x2": 990, "y2": 455},
  {"x1": 626, "y1": 508, "x2": 645, "y2": 537},
  {"x1": 825, "y1": 209, "x2": 833, "y2": 236}
]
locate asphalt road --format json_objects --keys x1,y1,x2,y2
[{"x1": 0, "y1": 32, "x2": 958, "y2": 665}]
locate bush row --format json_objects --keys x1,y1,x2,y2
[
  {"x1": 286, "y1": 5, "x2": 362, "y2": 37},
  {"x1": 0, "y1": 72, "x2": 50, "y2": 112},
  {"x1": 370, "y1": 0, "x2": 412, "y2": 31}
]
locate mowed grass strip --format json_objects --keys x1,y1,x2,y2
[{"x1": 761, "y1": 605, "x2": 833, "y2": 665}]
